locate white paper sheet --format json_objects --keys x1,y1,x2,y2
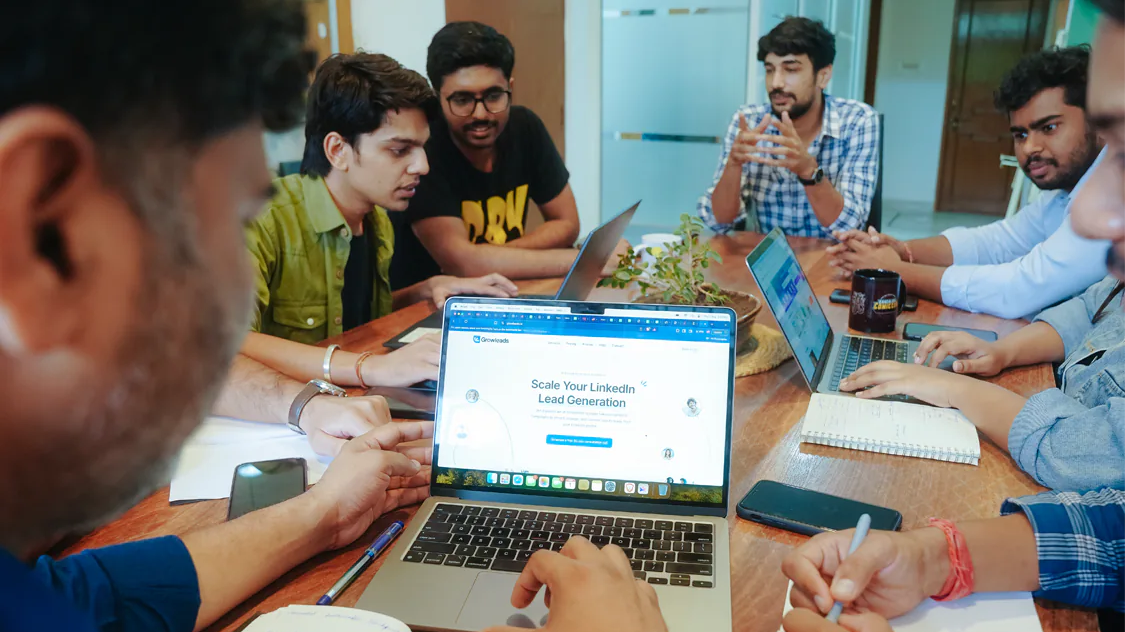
[
  {"x1": 398, "y1": 327, "x2": 440, "y2": 344},
  {"x1": 243, "y1": 605, "x2": 408, "y2": 632},
  {"x1": 168, "y1": 416, "x2": 331, "y2": 503},
  {"x1": 779, "y1": 581, "x2": 1043, "y2": 632}
]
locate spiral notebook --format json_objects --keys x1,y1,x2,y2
[{"x1": 801, "y1": 394, "x2": 981, "y2": 465}]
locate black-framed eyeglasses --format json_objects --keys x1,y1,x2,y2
[{"x1": 446, "y1": 89, "x2": 512, "y2": 117}]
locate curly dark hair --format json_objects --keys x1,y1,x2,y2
[
  {"x1": 1091, "y1": 0, "x2": 1125, "y2": 23},
  {"x1": 427, "y1": 21, "x2": 516, "y2": 91},
  {"x1": 300, "y1": 53, "x2": 436, "y2": 178},
  {"x1": 994, "y1": 46, "x2": 1091, "y2": 114},
  {"x1": 757, "y1": 17, "x2": 836, "y2": 71},
  {"x1": 3, "y1": 0, "x2": 311, "y2": 154}
]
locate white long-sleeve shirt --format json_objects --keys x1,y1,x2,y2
[{"x1": 938, "y1": 149, "x2": 1110, "y2": 320}]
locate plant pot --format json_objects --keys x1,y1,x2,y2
[{"x1": 634, "y1": 284, "x2": 762, "y2": 349}]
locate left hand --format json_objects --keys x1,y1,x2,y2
[
  {"x1": 742, "y1": 111, "x2": 818, "y2": 179},
  {"x1": 308, "y1": 421, "x2": 434, "y2": 551},
  {"x1": 363, "y1": 334, "x2": 441, "y2": 387},
  {"x1": 838, "y1": 360, "x2": 971, "y2": 407},
  {"x1": 782, "y1": 609, "x2": 893, "y2": 632},
  {"x1": 827, "y1": 239, "x2": 902, "y2": 276},
  {"x1": 428, "y1": 273, "x2": 518, "y2": 309}
]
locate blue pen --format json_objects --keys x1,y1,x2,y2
[
  {"x1": 317, "y1": 520, "x2": 405, "y2": 606},
  {"x1": 826, "y1": 514, "x2": 872, "y2": 623}
]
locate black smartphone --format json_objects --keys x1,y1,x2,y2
[
  {"x1": 736, "y1": 480, "x2": 902, "y2": 536},
  {"x1": 902, "y1": 322, "x2": 998, "y2": 342},
  {"x1": 366, "y1": 386, "x2": 436, "y2": 420},
  {"x1": 227, "y1": 457, "x2": 307, "y2": 520},
  {"x1": 829, "y1": 289, "x2": 917, "y2": 311}
]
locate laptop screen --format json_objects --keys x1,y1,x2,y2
[
  {"x1": 745, "y1": 229, "x2": 833, "y2": 385},
  {"x1": 432, "y1": 299, "x2": 735, "y2": 511}
]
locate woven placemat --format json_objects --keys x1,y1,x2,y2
[{"x1": 736, "y1": 323, "x2": 793, "y2": 377}]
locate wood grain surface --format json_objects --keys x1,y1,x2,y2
[{"x1": 57, "y1": 235, "x2": 1096, "y2": 632}]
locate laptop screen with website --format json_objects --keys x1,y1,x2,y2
[
  {"x1": 432, "y1": 299, "x2": 735, "y2": 510},
  {"x1": 746, "y1": 230, "x2": 832, "y2": 385}
]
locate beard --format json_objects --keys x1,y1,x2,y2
[
  {"x1": 3, "y1": 180, "x2": 250, "y2": 551},
  {"x1": 1022, "y1": 129, "x2": 1099, "y2": 191},
  {"x1": 770, "y1": 89, "x2": 816, "y2": 121}
]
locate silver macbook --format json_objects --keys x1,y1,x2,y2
[
  {"x1": 359, "y1": 297, "x2": 736, "y2": 631},
  {"x1": 745, "y1": 227, "x2": 937, "y2": 396}
]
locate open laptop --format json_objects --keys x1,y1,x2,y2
[
  {"x1": 745, "y1": 228, "x2": 931, "y2": 396},
  {"x1": 383, "y1": 201, "x2": 641, "y2": 350},
  {"x1": 359, "y1": 297, "x2": 735, "y2": 631}
]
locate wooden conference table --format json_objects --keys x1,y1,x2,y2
[{"x1": 60, "y1": 234, "x2": 1097, "y2": 631}]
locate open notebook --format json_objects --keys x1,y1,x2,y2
[
  {"x1": 801, "y1": 394, "x2": 981, "y2": 465},
  {"x1": 240, "y1": 606, "x2": 408, "y2": 632},
  {"x1": 779, "y1": 581, "x2": 1043, "y2": 632}
]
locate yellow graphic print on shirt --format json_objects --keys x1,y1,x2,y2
[{"x1": 461, "y1": 184, "x2": 529, "y2": 244}]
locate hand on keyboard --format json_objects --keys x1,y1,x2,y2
[
  {"x1": 484, "y1": 536, "x2": 669, "y2": 632},
  {"x1": 913, "y1": 331, "x2": 1008, "y2": 376},
  {"x1": 838, "y1": 361, "x2": 970, "y2": 408}
]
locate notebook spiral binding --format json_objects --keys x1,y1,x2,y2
[{"x1": 802, "y1": 430, "x2": 980, "y2": 466}]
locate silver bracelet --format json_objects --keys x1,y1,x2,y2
[{"x1": 322, "y1": 344, "x2": 340, "y2": 382}]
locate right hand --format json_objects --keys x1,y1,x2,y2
[
  {"x1": 913, "y1": 331, "x2": 1009, "y2": 376},
  {"x1": 300, "y1": 394, "x2": 393, "y2": 457},
  {"x1": 362, "y1": 334, "x2": 440, "y2": 387},
  {"x1": 728, "y1": 113, "x2": 773, "y2": 166},
  {"x1": 484, "y1": 537, "x2": 668, "y2": 632},
  {"x1": 782, "y1": 527, "x2": 949, "y2": 620},
  {"x1": 828, "y1": 227, "x2": 910, "y2": 263},
  {"x1": 601, "y1": 238, "x2": 633, "y2": 277}
]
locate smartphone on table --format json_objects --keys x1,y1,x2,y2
[
  {"x1": 227, "y1": 457, "x2": 307, "y2": 520},
  {"x1": 364, "y1": 386, "x2": 436, "y2": 420},
  {"x1": 736, "y1": 480, "x2": 902, "y2": 536},
  {"x1": 829, "y1": 288, "x2": 918, "y2": 311},
  {"x1": 902, "y1": 322, "x2": 998, "y2": 342}
]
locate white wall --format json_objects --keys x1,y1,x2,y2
[
  {"x1": 351, "y1": 0, "x2": 446, "y2": 74},
  {"x1": 873, "y1": 0, "x2": 956, "y2": 206}
]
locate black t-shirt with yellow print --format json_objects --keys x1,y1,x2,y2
[{"x1": 390, "y1": 106, "x2": 570, "y2": 289}]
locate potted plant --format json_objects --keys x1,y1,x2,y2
[{"x1": 599, "y1": 214, "x2": 761, "y2": 348}]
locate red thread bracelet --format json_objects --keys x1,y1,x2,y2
[{"x1": 928, "y1": 518, "x2": 975, "y2": 601}]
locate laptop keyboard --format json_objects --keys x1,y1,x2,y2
[
  {"x1": 829, "y1": 335, "x2": 909, "y2": 391},
  {"x1": 403, "y1": 503, "x2": 716, "y2": 588}
]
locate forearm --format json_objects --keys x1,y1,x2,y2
[
  {"x1": 892, "y1": 262, "x2": 947, "y2": 302},
  {"x1": 506, "y1": 217, "x2": 580, "y2": 250},
  {"x1": 909, "y1": 513, "x2": 1040, "y2": 599},
  {"x1": 903, "y1": 236, "x2": 954, "y2": 267},
  {"x1": 950, "y1": 379, "x2": 1028, "y2": 452},
  {"x1": 238, "y1": 332, "x2": 368, "y2": 387},
  {"x1": 993, "y1": 322, "x2": 1066, "y2": 368},
  {"x1": 211, "y1": 354, "x2": 306, "y2": 424},
  {"x1": 186, "y1": 493, "x2": 331, "y2": 631},
  {"x1": 437, "y1": 243, "x2": 577, "y2": 279},
  {"x1": 391, "y1": 280, "x2": 433, "y2": 311},
  {"x1": 804, "y1": 179, "x2": 846, "y2": 229},
  {"x1": 709, "y1": 164, "x2": 744, "y2": 225}
]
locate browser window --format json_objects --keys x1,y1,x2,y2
[{"x1": 433, "y1": 301, "x2": 733, "y2": 507}]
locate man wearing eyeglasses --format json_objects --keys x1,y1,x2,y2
[{"x1": 390, "y1": 21, "x2": 626, "y2": 288}]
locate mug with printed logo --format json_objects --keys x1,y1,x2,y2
[{"x1": 849, "y1": 269, "x2": 907, "y2": 334}]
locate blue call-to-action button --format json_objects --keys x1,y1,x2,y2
[{"x1": 546, "y1": 434, "x2": 613, "y2": 448}]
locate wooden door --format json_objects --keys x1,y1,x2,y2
[
  {"x1": 444, "y1": 0, "x2": 566, "y2": 158},
  {"x1": 935, "y1": 0, "x2": 1050, "y2": 215},
  {"x1": 303, "y1": 0, "x2": 333, "y2": 66}
]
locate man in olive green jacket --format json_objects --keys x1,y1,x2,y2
[{"x1": 213, "y1": 53, "x2": 516, "y2": 457}]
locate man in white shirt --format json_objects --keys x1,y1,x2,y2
[{"x1": 826, "y1": 47, "x2": 1108, "y2": 319}]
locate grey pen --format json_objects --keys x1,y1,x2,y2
[
  {"x1": 826, "y1": 514, "x2": 872, "y2": 623},
  {"x1": 317, "y1": 520, "x2": 405, "y2": 606}
]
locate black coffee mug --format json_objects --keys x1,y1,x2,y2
[{"x1": 849, "y1": 269, "x2": 907, "y2": 334}]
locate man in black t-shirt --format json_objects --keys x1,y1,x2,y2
[{"x1": 391, "y1": 21, "x2": 627, "y2": 288}]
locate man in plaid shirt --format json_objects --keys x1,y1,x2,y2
[
  {"x1": 780, "y1": 3, "x2": 1125, "y2": 629},
  {"x1": 698, "y1": 17, "x2": 879, "y2": 238}
]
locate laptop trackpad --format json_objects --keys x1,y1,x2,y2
[{"x1": 455, "y1": 572, "x2": 549, "y2": 629}]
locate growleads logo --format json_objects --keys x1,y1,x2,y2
[
  {"x1": 873, "y1": 294, "x2": 899, "y2": 313},
  {"x1": 473, "y1": 335, "x2": 509, "y2": 344},
  {"x1": 473, "y1": 335, "x2": 480, "y2": 343}
]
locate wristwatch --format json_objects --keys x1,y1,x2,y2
[
  {"x1": 798, "y1": 166, "x2": 824, "y2": 186},
  {"x1": 287, "y1": 379, "x2": 347, "y2": 435}
]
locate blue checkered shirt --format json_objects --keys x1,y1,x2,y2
[
  {"x1": 698, "y1": 94, "x2": 879, "y2": 237},
  {"x1": 1002, "y1": 488, "x2": 1125, "y2": 612}
]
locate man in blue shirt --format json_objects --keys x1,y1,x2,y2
[
  {"x1": 827, "y1": 47, "x2": 1109, "y2": 320},
  {"x1": 699, "y1": 17, "x2": 880, "y2": 238},
  {"x1": 0, "y1": 2, "x2": 432, "y2": 631}
]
